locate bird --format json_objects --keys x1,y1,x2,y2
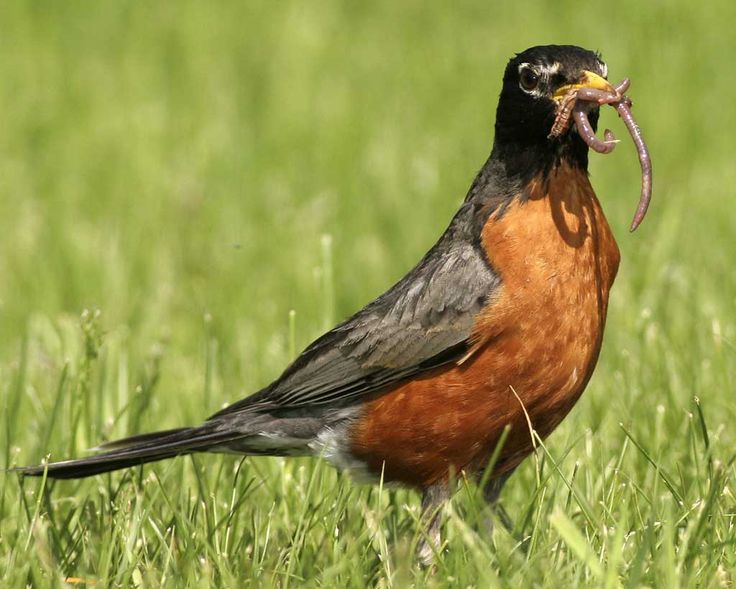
[{"x1": 20, "y1": 45, "x2": 625, "y2": 563}]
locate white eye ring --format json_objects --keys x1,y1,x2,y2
[{"x1": 518, "y1": 65, "x2": 540, "y2": 92}]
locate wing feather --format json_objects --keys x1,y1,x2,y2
[{"x1": 210, "y1": 219, "x2": 500, "y2": 419}]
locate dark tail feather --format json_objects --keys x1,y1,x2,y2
[
  {"x1": 16, "y1": 425, "x2": 244, "y2": 480},
  {"x1": 92, "y1": 427, "x2": 197, "y2": 451}
]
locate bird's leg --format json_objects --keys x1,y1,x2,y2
[
  {"x1": 482, "y1": 470, "x2": 515, "y2": 536},
  {"x1": 416, "y1": 483, "x2": 450, "y2": 565}
]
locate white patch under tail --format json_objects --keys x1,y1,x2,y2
[{"x1": 308, "y1": 422, "x2": 375, "y2": 482}]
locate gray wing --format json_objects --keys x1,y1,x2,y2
[{"x1": 210, "y1": 225, "x2": 499, "y2": 417}]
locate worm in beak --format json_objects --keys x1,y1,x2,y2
[{"x1": 549, "y1": 73, "x2": 652, "y2": 231}]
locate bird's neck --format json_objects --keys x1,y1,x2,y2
[
  {"x1": 464, "y1": 135, "x2": 590, "y2": 208},
  {"x1": 496, "y1": 134, "x2": 589, "y2": 182}
]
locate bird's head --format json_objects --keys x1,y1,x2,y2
[{"x1": 492, "y1": 45, "x2": 616, "y2": 173}]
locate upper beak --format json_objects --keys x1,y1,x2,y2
[{"x1": 552, "y1": 70, "x2": 616, "y2": 101}]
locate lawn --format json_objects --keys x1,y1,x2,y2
[{"x1": 1, "y1": 1, "x2": 735, "y2": 587}]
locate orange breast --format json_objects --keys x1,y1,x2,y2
[{"x1": 349, "y1": 163, "x2": 621, "y2": 488}]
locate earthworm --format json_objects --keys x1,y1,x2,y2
[
  {"x1": 548, "y1": 89, "x2": 579, "y2": 138},
  {"x1": 615, "y1": 98, "x2": 652, "y2": 231},
  {"x1": 550, "y1": 76, "x2": 651, "y2": 231},
  {"x1": 576, "y1": 87, "x2": 618, "y2": 104},
  {"x1": 615, "y1": 78, "x2": 631, "y2": 94},
  {"x1": 572, "y1": 105, "x2": 616, "y2": 153},
  {"x1": 575, "y1": 78, "x2": 631, "y2": 104}
]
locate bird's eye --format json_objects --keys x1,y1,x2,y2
[{"x1": 519, "y1": 68, "x2": 540, "y2": 92}]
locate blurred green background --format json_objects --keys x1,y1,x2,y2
[{"x1": 1, "y1": 1, "x2": 734, "y2": 586}]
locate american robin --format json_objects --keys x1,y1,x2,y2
[{"x1": 21, "y1": 45, "x2": 633, "y2": 562}]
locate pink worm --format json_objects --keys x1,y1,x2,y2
[
  {"x1": 616, "y1": 98, "x2": 652, "y2": 231},
  {"x1": 573, "y1": 107, "x2": 616, "y2": 154},
  {"x1": 567, "y1": 77, "x2": 652, "y2": 231}
]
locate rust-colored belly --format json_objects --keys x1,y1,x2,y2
[{"x1": 350, "y1": 165, "x2": 621, "y2": 487}]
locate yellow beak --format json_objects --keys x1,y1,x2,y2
[{"x1": 552, "y1": 70, "x2": 616, "y2": 101}]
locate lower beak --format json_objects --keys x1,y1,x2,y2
[{"x1": 552, "y1": 70, "x2": 616, "y2": 101}]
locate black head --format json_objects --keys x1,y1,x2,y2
[{"x1": 491, "y1": 45, "x2": 610, "y2": 178}]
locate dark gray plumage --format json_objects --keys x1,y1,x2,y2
[{"x1": 19, "y1": 196, "x2": 502, "y2": 479}]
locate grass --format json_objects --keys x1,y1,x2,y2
[{"x1": 1, "y1": 0, "x2": 735, "y2": 586}]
